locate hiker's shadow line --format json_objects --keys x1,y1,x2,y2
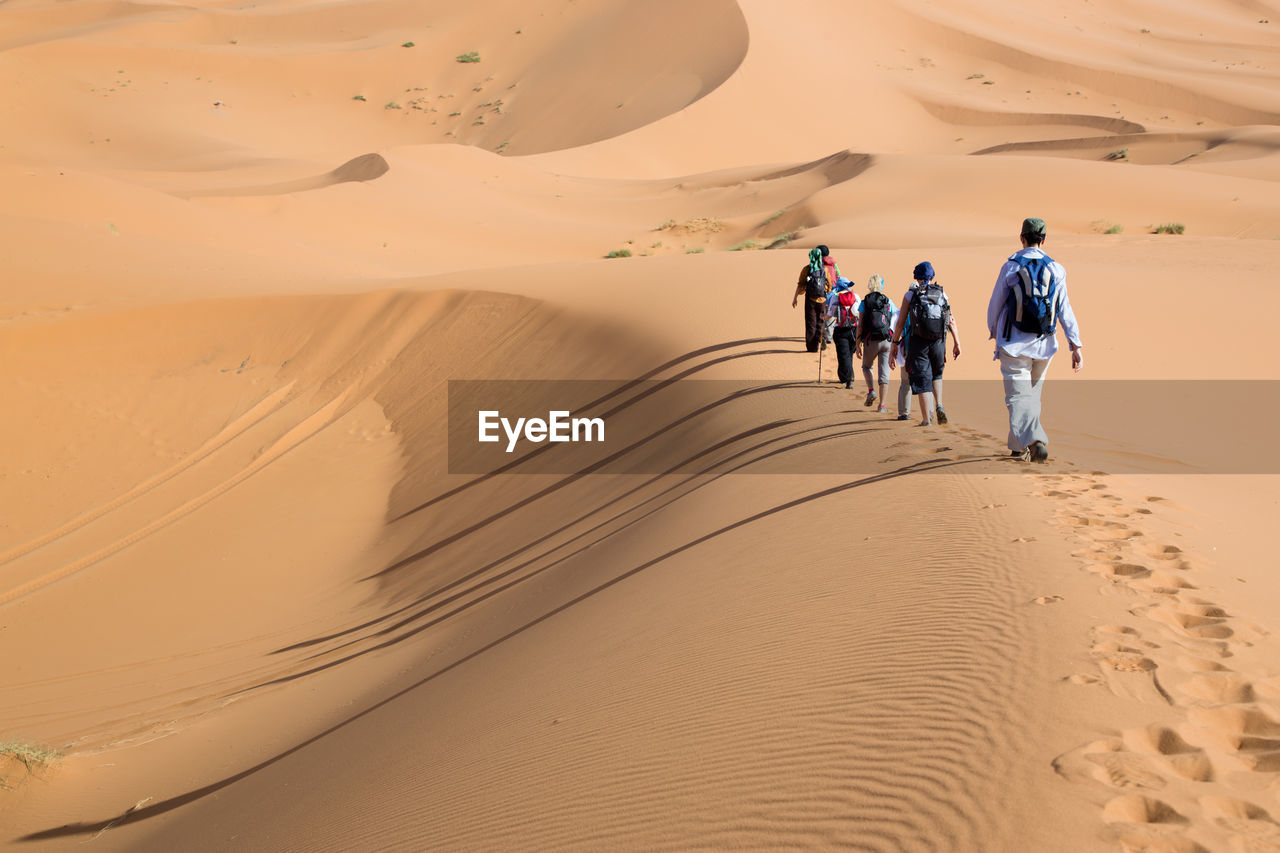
[
  {"x1": 396, "y1": 336, "x2": 803, "y2": 523},
  {"x1": 15, "y1": 454, "x2": 983, "y2": 845},
  {"x1": 264, "y1": 417, "x2": 894, "y2": 672}
]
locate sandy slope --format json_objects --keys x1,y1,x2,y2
[{"x1": 3, "y1": 0, "x2": 1280, "y2": 850}]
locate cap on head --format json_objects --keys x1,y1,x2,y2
[
  {"x1": 1021, "y1": 217, "x2": 1047, "y2": 241},
  {"x1": 912, "y1": 261, "x2": 934, "y2": 281},
  {"x1": 816, "y1": 244, "x2": 830, "y2": 257}
]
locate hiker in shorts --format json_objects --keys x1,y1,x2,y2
[
  {"x1": 855, "y1": 274, "x2": 895, "y2": 412},
  {"x1": 889, "y1": 262, "x2": 961, "y2": 426},
  {"x1": 824, "y1": 276, "x2": 860, "y2": 388},
  {"x1": 792, "y1": 245, "x2": 842, "y2": 352},
  {"x1": 986, "y1": 217, "x2": 1083, "y2": 462}
]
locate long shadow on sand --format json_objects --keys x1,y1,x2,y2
[{"x1": 17, "y1": 453, "x2": 985, "y2": 843}]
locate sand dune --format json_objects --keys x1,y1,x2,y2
[{"x1": 3, "y1": 0, "x2": 1280, "y2": 850}]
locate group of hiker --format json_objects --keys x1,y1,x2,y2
[{"x1": 791, "y1": 217, "x2": 1083, "y2": 462}]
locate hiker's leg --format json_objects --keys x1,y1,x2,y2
[
  {"x1": 1028, "y1": 355, "x2": 1052, "y2": 443},
  {"x1": 906, "y1": 339, "x2": 934, "y2": 423},
  {"x1": 898, "y1": 367, "x2": 912, "y2": 417},
  {"x1": 875, "y1": 341, "x2": 892, "y2": 392},
  {"x1": 860, "y1": 340, "x2": 876, "y2": 390},
  {"x1": 928, "y1": 339, "x2": 946, "y2": 407},
  {"x1": 834, "y1": 328, "x2": 854, "y2": 385},
  {"x1": 918, "y1": 391, "x2": 935, "y2": 425},
  {"x1": 824, "y1": 316, "x2": 835, "y2": 344},
  {"x1": 1000, "y1": 351, "x2": 1050, "y2": 451},
  {"x1": 804, "y1": 301, "x2": 821, "y2": 352}
]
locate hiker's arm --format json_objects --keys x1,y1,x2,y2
[
  {"x1": 987, "y1": 265, "x2": 1012, "y2": 339},
  {"x1": 889, "y1": 295, "x2": 910, "y2": 360},
  {"x1": 948, "y1": 312, "x2": 962, "y2": 359},
  {"x1": 1056, "y1": 274, "x2": 1083, "y2": 371},
  {"x1": 891, "y1": 296, "x2": 909, "y2": 342},
  {"x1": 793, "y1": 269, "x2": 807, "y2": 307}
]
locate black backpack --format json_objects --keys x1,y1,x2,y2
[
  {"x1": 861, "y1": 291, "x2": 892, "y2": 340},
  {"x1": 909, "y1": 283, "x2": 949, "y2": 341},
  {"x1": 804, "y1": 266, "x2": 828, "y2": 301}
]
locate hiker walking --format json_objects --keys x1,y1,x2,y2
[
  {"x1": 889, "y1": 262, "x2": 961, "y2": 426},
  {"x1": 792, "y1": 245, "x2": 841, "y2": 353},
  {"x1": 855, "y1": 274, "x2": 895, "y2": 412},
  {"x1": 825, "y1": 276, "x2": 860, "y2": 388},
  {"x1": 986, "y1": 217, "x2": 1083, "y2": 462}
]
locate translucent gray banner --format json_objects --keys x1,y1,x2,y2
[{"x1": 448, "y1": 380, "x2": 1279, "y2": 475}]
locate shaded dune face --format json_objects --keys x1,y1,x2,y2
[{"x1": 0, "y1": 290, "x2": 653, "y2": 744}]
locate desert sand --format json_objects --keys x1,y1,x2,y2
[{"x1": 2, "y1": 0, "x2": 1279, "y2": 850}]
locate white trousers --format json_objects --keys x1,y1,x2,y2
[{"x1": 999, "y1": 350, "x2": 1052, "y2": 451}]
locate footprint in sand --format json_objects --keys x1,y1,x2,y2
[
  {"x1": 1198, "y1": 796, "x2": 1280, "y2": 845},
  {"x1": 1146, "y1": 605, "x2": 1235, "y2": 641},
  {"x1": 1133, "y1": 570, "x2": 1197, "y2": 594},
  {"x1": 1103, "y1": 793, "x2": 1188, "y2": 825},
  {"x1": 1033, "y1": 594, "x2": 1064, "y2": 605},
  {"x1": 1101, "y1": 796, "x2": 1209, "y2": 853},
  {"x1": 1087, "y1": 562, "x2": 1152, "y2": 580},
  {"x1": 1186, "y1": 707, "x2": 1280, "y2": 772},
  {"x1": 1123, "y1": 724, "x2": 1216, "y2": 782},
  {"x1": 1178, "y1": 672, "x2": 1256, "y2": 704},
  {"x1": 1176, "y1": 655, "x2": 1231, "y2": 673},
  {"x1": 1053, "y1": 738, "x2": 1166, "y2": 789},
  {"x1": 1091, "y1": 646, "x2": 1171, "y2": 705}
]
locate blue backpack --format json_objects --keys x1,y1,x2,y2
[{"x1": 1004, "y1": 251, "x2": 1059, "y2": 338}]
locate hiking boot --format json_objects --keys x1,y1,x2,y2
[
  {"x1": 896, "y1": 414, "x2": 910, "y2": 421},
  {"x1": 844, "y1": 380, "x2": 853, "y2": 389},
  {"x1": 876, "y1": 404, "x2": 887, "y2": 413},
  {"x1": 1030, "y1": 441, "x2": 1049, "y2": 463},
  {"x1": 935, "y1": 406, "x2": 948, "y2": 425},
  {"x1": 864, "y1": 389, "x2": 877, "y2": 407}
]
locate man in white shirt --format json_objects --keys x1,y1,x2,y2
[{"x1": 987, "y1": 217, "x2": 1084, "y2": 462}]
